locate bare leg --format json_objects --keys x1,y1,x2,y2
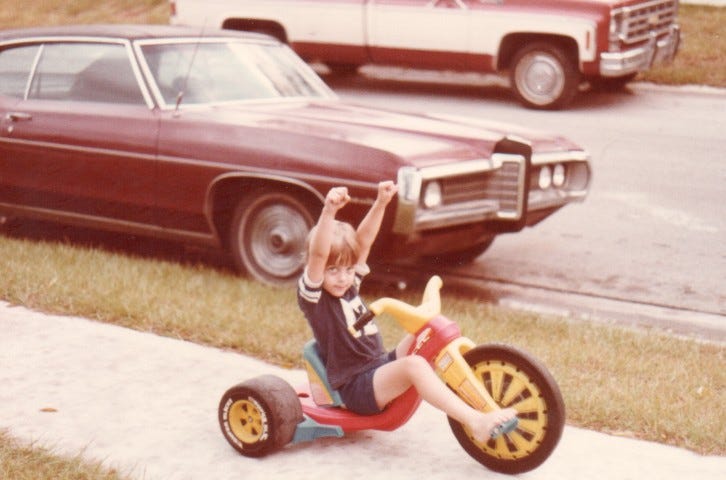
[
  {"x1": 394, "y1": 334, "x2": 415, "y2": 358},
  {"x1": 373, "y1": 355, "x2": 517, "y2": 443}
]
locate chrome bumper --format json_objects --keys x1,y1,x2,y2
[{"x1": 600, "y1": 25, "x2": 680, "y2": 77}]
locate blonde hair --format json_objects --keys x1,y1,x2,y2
[
  {"x1": 306, "y1": 220, "x2": 360, "y2": 267},
  {"x1": 327, "y1": 221, "x2": 360, "y2": 267}
]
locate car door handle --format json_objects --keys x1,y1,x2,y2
[{"x1": 6, "y1": 112, "x2": 33, "y2": 122}]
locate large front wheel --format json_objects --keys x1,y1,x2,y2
[{"x1": 448, "y1": 344, "x2": 565, "y2": 474}]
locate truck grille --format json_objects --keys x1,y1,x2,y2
[
  {"x1": 440, "y1": 161, "x2": 522, "y2": 217},
  {"x1": 615, "y1": 0, "x2": 678, "y2": 45}
]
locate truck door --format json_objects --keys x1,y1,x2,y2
[
  {"x1": 288, "y1": 0, "x2": 369, "y2": 66},
  {"x1": 367, "y1": 0, "x2": 471, "y2": 70}
]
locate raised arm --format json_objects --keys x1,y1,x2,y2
[
  {"x1": 306, "y1": 186, "x2": 350, "y2": 283},
  {"x1": 356, "y1": 181, "x2": 398, "y2": 266}
]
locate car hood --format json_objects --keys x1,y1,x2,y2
[{"x1": 196, "y1": 99, "x2": 582, "y2": 163}]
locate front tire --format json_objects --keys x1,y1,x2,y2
[
  {"x1": 510, "y1": 42, "x2": 580, "y2": 110},
  {"x1": 424, "y1": 236, "x2": 495, "y2": 267},
  {"x1": 218, "y1": 375, "x2": 303, "y2": 457},
  {"x1": 229, "y1": 191, "x2": 315, "y2": 285},
  {"x1": 588, "y1": 73, "x2": 638, "y2": 92},
  {"x1": 448, "y1": 344, "x2": 566, "y2": 474}
]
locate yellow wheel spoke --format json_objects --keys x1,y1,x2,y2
[
  {"x1": 470, "y1": 360, "x2": 551, "y2": 460},
  {"x1": 228, "y1": 399, "x2": 264, "y2": 443},
  {"x1": 489, "y1": 367, "x2": 505, "y2": 401}
]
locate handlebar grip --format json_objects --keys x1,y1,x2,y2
[{"x1": 352, "y1": 310, "x2": 376, "y2": 332}]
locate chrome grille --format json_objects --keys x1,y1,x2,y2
[
  {"x1": 616, "y1": 0, "x2": 678, "y2": 44},
  {"x1": 439, "y1": 161, "x2": 521, "y2": 216}
]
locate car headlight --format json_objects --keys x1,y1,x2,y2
[
  {"x1": 552, "y1": 163, "x2": 566, "y2": 187},
  {"x1": 422, "y1": 181, "x2": 443, "y2": 208},
  {"x1": 538, "y1": 166, "x2": 552, "y2": 189}
]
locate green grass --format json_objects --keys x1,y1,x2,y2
[
  {"x1": 1, "y1": 234, "x2": 724, "y2": 459},
  {"x1": 639, "y1": 5, "x2": 726, "y2": 87},
  {"x1": 0, "y1": 2, "x2": 724, "y2": 478},
  {"x1": 0, "y1": 430, "x2": 133, "y2": 480},
  {"x1": 0, "y1": 0, "x2": 169, "y2": 27}
]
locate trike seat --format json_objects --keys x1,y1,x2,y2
[{"x1": 302, "y1": 340, "x2": 344, "y2": 407}]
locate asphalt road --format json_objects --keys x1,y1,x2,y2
[{"x1": 328, "y1": 69, "x2": 726, "y2": 337}]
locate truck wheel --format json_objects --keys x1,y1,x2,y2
[
  {"x1": 218, "y1": 375, "x2": 303, "y2": 457},
  {"x1": 510, "y1": 42, "x2": 580, "y2": 110},
  {"x1": 229, "y1": 191, "x2": 315, "y2": 285},
  {"x1": 448, "y1": 344, "x2": 566, "y2": 474}
]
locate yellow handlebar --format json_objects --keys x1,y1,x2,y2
[{"x1": 368, "y1": 275, "x2": 443, "y2": 334}]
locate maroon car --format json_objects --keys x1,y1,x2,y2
[{"x1": 0, "y1": 24, "x2": 591, "y2": 284}]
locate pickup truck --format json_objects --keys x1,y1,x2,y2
[{"x1": 169, "y1": 0, "x2": 681, "y2": 110}]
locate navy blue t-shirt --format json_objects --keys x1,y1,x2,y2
[{"x1": 297, "y1": 267, "x2": 388, "y2": 389}]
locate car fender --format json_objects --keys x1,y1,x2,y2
[{"x1": 204, "y1": 171, "x2": 324, "y2": 241}]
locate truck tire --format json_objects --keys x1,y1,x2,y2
[
  {"x1": 588, "y1": 72, "x2": 638, "y2": 92},
  {"x1": 510, "y1": 42, "x2": 580, "y2": 110}
]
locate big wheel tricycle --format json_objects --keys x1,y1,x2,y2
[{"x1": 218, "y1": 276, "x2": 565, "y2": 474}]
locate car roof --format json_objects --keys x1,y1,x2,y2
[{"x1": 0, "y1": 24, "x2": 261, "y2": 43}]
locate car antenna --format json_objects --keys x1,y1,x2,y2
[{"x1": 175, "y1": 22, "x2": 206, "y2": 114}]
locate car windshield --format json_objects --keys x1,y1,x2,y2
[{"x1": 138, "y1": 39, "x2": 334, "y2": 107}]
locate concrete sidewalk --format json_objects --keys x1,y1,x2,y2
[{"x1": 1, "y1": 302, "x2": 723, "y2": 480}]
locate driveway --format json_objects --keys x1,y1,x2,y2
[{"x1": 1, "y1": 302, "x2": 723, "y2": 480}]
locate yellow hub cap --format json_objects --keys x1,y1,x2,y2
[
  {"x1": 469, "y1": 360, "x2": 549, "y2": 460},
  {"x1": 228, "y1": 399, "x2": 264, "y2": 444}
]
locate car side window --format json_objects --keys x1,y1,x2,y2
[
  {"x1": 0, "y1": 45, "x2": 40, "y2": 98},
  {"x1": 27, "y1": 42, "x2": 145, "y2": 104}
]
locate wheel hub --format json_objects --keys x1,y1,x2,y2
[
  {"x1": 527, "y1": 60, "x2": 558, "y2": 94},
  {"x1": 268, "y1": 228, "x2": 292, "y2": 253},
  {"x1": 228, "y1": 399, "x2": 264, "y2": 443},
  {"x1": 515, "y1": 51, "x2": 566, "y2": 106},
  {"x1": 469, "y1": 360, "x2": 548, "y2": 459}
]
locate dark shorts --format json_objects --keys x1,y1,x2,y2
[{"x1": 338, "y1": 351, "x2": 396, "y2": 415}]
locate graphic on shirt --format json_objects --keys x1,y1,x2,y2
[{"x1": 341, "y1": 295, "x2": 377, "y2": 338}]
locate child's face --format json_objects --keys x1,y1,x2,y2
[{"x1": 323, "y1": 264, "x2": 356, "y2": 297}]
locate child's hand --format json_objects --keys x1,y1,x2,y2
[
  {"x1": 324, "y1": 186, "x2": 350, "y2": 212},
  {"x1": 376, "y1": 181, "x2": 398, "y2": 205}
]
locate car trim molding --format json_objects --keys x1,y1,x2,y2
[
  {"x1": 0, "y1": 137, "x2": 157, "y2": 162},
  {"x1": 531, "y1": 150, "x2": 590, "y2": 165},
  {"x1": 0, "y1": 201, "x2": 216, "y2": 245}
]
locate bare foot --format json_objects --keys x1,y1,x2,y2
[{"x1": 467, "y1": 408, "x2": 518, "y2": 443}]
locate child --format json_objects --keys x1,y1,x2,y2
[{"x1": 297, "y1": 182, "x2": 517, "y2": 442}]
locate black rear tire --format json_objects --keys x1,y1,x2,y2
[
  {"x1": 218, "y1": 375, "x2": 303, "y2": 457},
  {"x1": 448, "y1": 344, "x2": 566, "y2": 474}
]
